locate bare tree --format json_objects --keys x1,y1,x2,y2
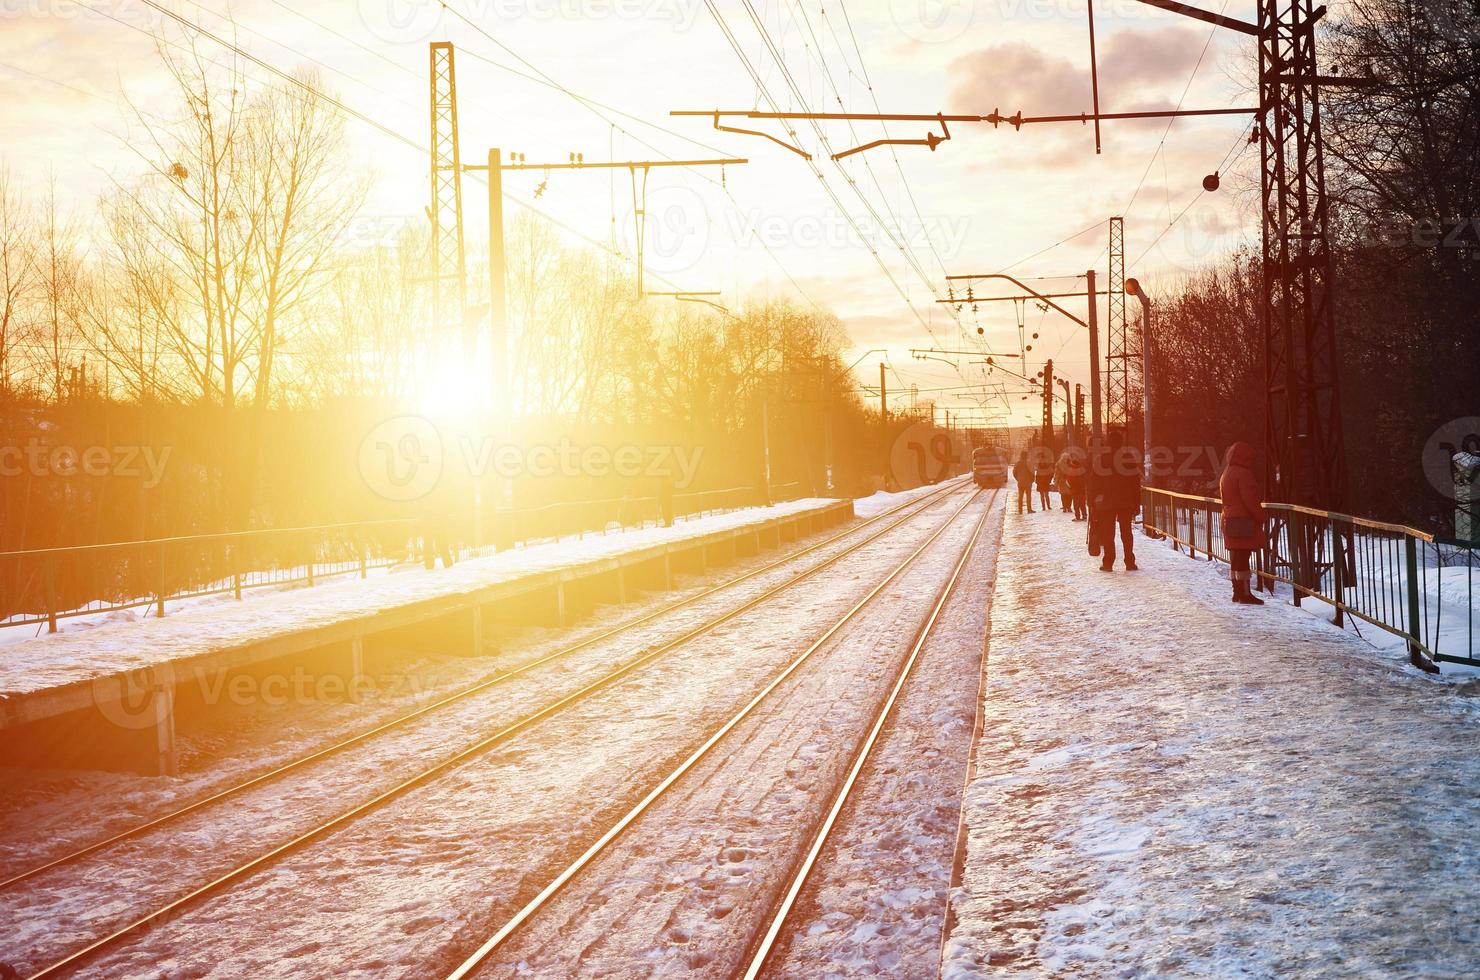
[
  {"x1": 37, "y1": 176, "x2": 81, "y2": 404},
  {"x1": 0, "y1": 168, "x2": 36, "y2": 396}
]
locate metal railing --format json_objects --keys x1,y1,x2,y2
[
  {"x1": 2, "y1": 483, "x2": 809, "y2": 634},
  {"x1": 1143, "y1": 487, "x2": 1478, "y2": 668},
  {"x1": 0, "y1": 519, "x2": 423, "y2": 634}
]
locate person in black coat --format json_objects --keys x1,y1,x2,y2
[
  {"x1": 1012, "y1": 451, "x2": 1034, "y2": 514},
  {"x1": 1089, "y1": 430, "x2": 1141, "y2": 570},
  {"x1": 1033, "y1": 448, "x2": 1055, "y2": 512}
]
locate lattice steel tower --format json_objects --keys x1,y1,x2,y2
[
  {"x1": 429, "y1": 42, "x2": 467, "y2": 337},
  {"x1": 1258, "y1": 0, "x2": 1347, "y2": 512},
  {"x1": 1105, "y1": 216, "x2": 1130, "y2": 433},
  {"x1": 1041, "y1": 358, "x2": 1055, "y2": 447}
]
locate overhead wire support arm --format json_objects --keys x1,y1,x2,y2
[
  {"x1": 468, "y1": 153, "x2": 745, "y2": 300},
  {"x1": 671, "y1": 107, "x2": 1256, "y2": 157},
  {"x1": 910, "y1": 346, "x2": 1024, "y2": 360},
  {"x1": 832, "y1": 115, "x2": 950, "y2": 161},
  {"x1": 462, "y1": 156, "x2": 747, "y2": 172},
  {"x1": 707, "y1": 110, "x2": 811, "y2": 160},
  {"x1": 937, "y1": 290, "x2": 1104, "y2": 303},
  {"x1": 942, "y1": 273, "x2": 1091, "y2": 330},
  {"x1": 646, "y1": 290, "x2": 735, "y2": 317},
  {"x1": 1132, "y1": 0, "x2": 1260, "y2": 34}
]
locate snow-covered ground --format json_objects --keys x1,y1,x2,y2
[
  {"x1": 0, "y1": 496, "x2": 846, "y2": 698},
  {"x1": 0, "y1": 486, "x2": 973, "y2": 978},
  {"x1": 944, "y1": 507, "x2": 1480, "y2": 977},
  {"x1": 854, "y1": 479, "x2": 966, "y2": 518}
]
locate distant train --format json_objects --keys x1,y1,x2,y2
[{"x1": 971, "y1": 447, "x2": 1008, "y2": 489}]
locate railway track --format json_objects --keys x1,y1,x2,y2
[
  {"x1": 443, "y1": 487, "x2": 997, "y2": 979},
  {"x1": 7, "y1": 481, "x2": 972, "y2": 979}
]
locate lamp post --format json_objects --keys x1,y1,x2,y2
[{"x1": 1125, "y1": 277, "x2": 1153, "y2": 484}]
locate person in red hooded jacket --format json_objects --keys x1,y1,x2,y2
[{"x1": 1219, "y1": 441, "x2": 1265, "y2": 605}]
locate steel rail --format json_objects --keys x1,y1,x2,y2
[
  {"x1": 444, "y1": 488, "x2": 987, "y2": 979},
  {"x1": 1, "y1": 483, "x2": 959, "y2": 894},
  {"x1": 744, "y1": 493, "x2": 996, "y2": 978},
  {"x1": 19, "y1": 482, "x2": 971, "y2": 980}
]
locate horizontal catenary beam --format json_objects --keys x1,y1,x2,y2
[
  {"x1": 673, "y1": 108, "x2": 1256, "y2": 127},
  {"x1": 464, "y1": 157, "x2": 745, "y2": 172}
]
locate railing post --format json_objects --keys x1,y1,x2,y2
[
  {"x1": 233, "y1": 538, "x2": 243, "y2": 600},
  {"x1": 155, "y1": 540, "x2": 167, "y2": 617},
  {"x1": 358, "y1": 529, "x2": 368, "y2": 580},
  {"x1": 1289, "y1": 510, "x2": 1304, "y2": 607},
  {"x1": 1405, "y1": 534, "x2": 1423, "y2": 664},
  {"x1": 1171, "y1": 497, "x2": 1180, "y2": 553},
  {"x1": 45, "y1": 554, "x2": 58, "y2": 634},
  {"x1": 1330, "y1": 524, "x2": 1345, "y2": 628},
  {"x1": 1206, "y1": 499, "x2": 1215, "y2": 559},
  {"x1": 305, "y1": 531, "x2": 315, "y2": 587}
]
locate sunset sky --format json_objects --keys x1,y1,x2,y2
[{"x1": 0, "y1": 0, "x2": 1261, "y2": 423}]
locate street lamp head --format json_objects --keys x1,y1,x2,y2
[
  {"x1": 1202, "y1": 171, "x2": 1220, "y2": 193},
  {"x1": 1125, "y1": 277, "x2": 1141, "y2": 297}
]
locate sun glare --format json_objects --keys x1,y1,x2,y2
[{"x1": 416, "y1": 345, "x2": 485, "y2": 421}]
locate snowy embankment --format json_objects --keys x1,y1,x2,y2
[
  {"x1": 0, "y1": 497, "x2": 842, "y2": 698},
  {"x1": 854, "y1": 478, "x2": 967, "y2": 518},
  {"x1": 944, "y1": 509, "x2": 1480, "y2": 977}
]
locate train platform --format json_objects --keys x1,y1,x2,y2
[
  {"x1": 0, "y1": 496, "x2": 854, "y2": 775},
  {"x1": 943, "y1": 505, "x2": 1480, "y2": 976}
]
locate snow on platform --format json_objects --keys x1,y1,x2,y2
[
  {"x1": 944, "y1": 507, "x2": 1480, "y2": 977},
  {"x1": 0, "y1": 497, "x2": 849, "y2": 722}
]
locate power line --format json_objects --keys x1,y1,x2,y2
[
  {"x1": 739, "y1": 0, "x2": 957, "y2": 332},
  {"x1": 434, "y1": 1, "x2": 823, "y2": 313},
  {"x1": 708, "y1": 0, "x2": 953, "y2": 348},
  {"x1": 1132, "y1": 121, "x2": 1256, "y2": 266}
]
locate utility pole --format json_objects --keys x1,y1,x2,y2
[
  {"x1": 761, "y1": 390, "x2": 772, "y2": 506},
  {"x1": 1041, "y1": 358, "x2": 1055, "y2": 448},
  {"x1": 429, "y1": 42, "x2": 466, "y2": 340},
  {"x1": 1106, "y1": 217, "x2": 1130, "y2": 434},
  {"x1": 486, "y1": 148, "x2": 507, "y2": 407},
  {"x1": 1075, "y1": 384, "x2": 1086, "y2": 446},
  {"x1": 1058, "y1": 378, "x2": 1073, "y2": 446},
  {"x1": 1087, "y1": 269, "x2": 1102, "y2": 439},
  {"x1": 1126, "y1": 277, "x2": 1154, "y2": 481},
  {"x1": 879, "y1": 362, "x2": 888, "y2": 420}
]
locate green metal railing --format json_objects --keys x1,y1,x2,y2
[{"x1": 1143, "y1": 487, "x2": 1478, "y2": 669}]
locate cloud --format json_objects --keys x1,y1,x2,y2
[
  {"x1": 947, "y1": 43, "x2": 1087, "y2": 113},
  {"x1": 1098, "y1": 27, "x2": 1209, "y2": 92},
  {"x1": 946, "y1": 27, "x2": 1209, "y2": 116}
]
